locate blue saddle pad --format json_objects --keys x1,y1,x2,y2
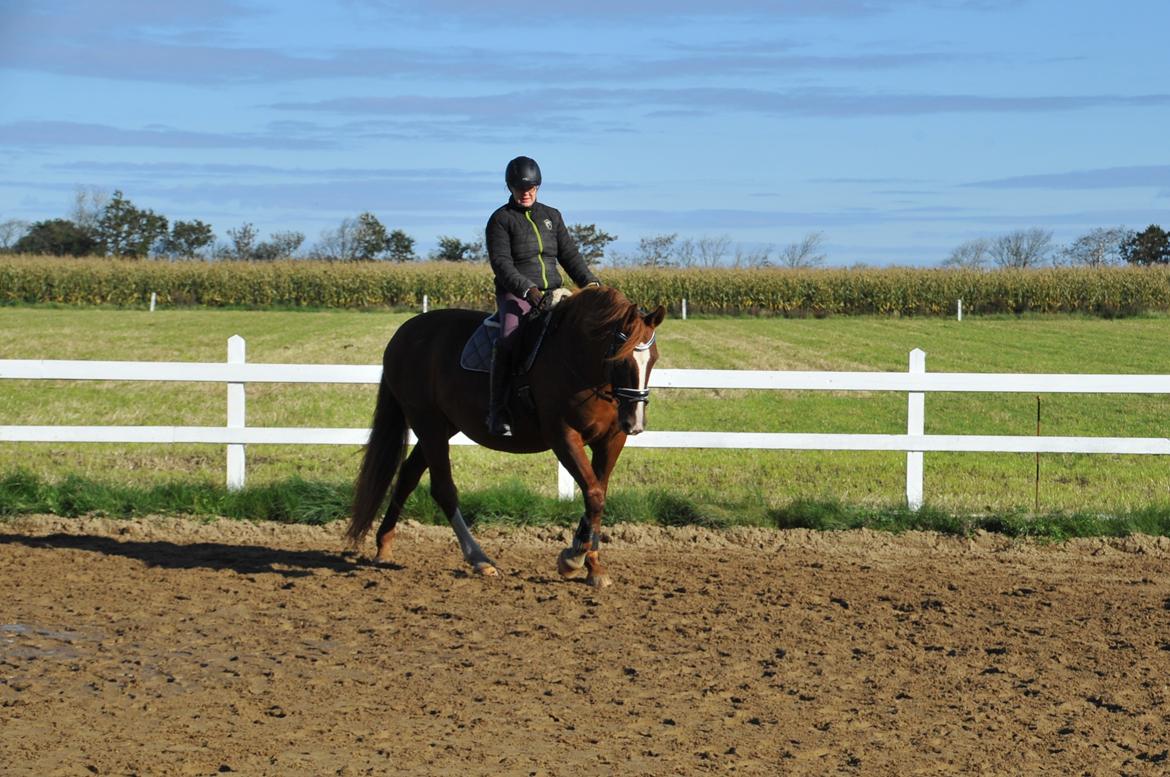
[
  {"x1": 459, "y1": 310, "x2": 553, "y2": 374},
  {"x1": 459, "y1": 314, "x2": 500, "y2": 373}
]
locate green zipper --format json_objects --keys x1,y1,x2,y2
[{"x1": 524, "y1": 210, "x2": 548, "y2": 289}]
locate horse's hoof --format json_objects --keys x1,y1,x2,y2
[
  {"x1": 371, "y1": 555, "x2": 395, "y2": 566},
  {"x1": 557, "y1": 548, "x2": 588, "y2": 579},
  {"x1": 474, "y1": 562, "x2": 499, "y2": 577},
  {"x1": 560, "y1": 565, "x2": 589, "y2": 580},
  {"x1": 587, "y1": 574, "x2": 612, "y2": 589}
]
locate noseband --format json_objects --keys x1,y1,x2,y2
[{"x1": 610, "y1": 329, "x2": 655, "y2": 406}]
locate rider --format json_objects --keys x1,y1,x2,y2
[{"x1": 484, "y1": 155, "x2": 601, "y2": 436}]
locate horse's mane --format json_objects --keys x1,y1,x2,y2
[{"x1": 552, "y1": 286, "x2": 650, "y2": 361}]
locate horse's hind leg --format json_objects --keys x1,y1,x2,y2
[
  {"x1": 373, "y1": 445, "x2": 428, "y2": 565},
  {"x1": 414, "y1": 426, "x2": 498, "y2": 576}
]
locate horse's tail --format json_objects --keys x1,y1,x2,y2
[{"x1": 347, "y1": 375, "x2": 408, "y2": 546}]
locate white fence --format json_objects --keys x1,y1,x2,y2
[{"x1": 4, "y1": 335, "x2": 1170, "y2": 508}]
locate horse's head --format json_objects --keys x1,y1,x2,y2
[{"x1": 608, "y1": 303, "x2": 666, "y2": 435}]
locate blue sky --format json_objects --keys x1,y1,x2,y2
[{"x1": 1, "y1": 0, "x2": 1168, "y2": 266}]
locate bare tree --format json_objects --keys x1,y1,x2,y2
[
  {"x1": 989, "y1": 228, "x2": 1054, "y2": 268},
  {"x1": 943, "y1": 237, "x2": 991, "y2": 268},
  {"x1": 636, "y1": 233, "x2": 678, "y2": 267},
  {"x1": 674, "y1": 237, "x2": 697, "y2": 268},
  {"x1": 311, "y1": 213, "x2": 414, "y2": 261},
  {"x1": 697, "y1": 234, "x2": 731, "y2": 267},
  {"x1": 1061, "y1": 227, "x2": 1131, "y2": 267},
  {"x1": 0, "y1": 219, "x2": 29, "y2": 250},
  {"x1": 225, "y1": 223, "x2": 259, "y2": 261},
  {"x1": 70, "y1": 186, "x2": 109, "y2": 235},
  {"x1": 604, "y1": 249, "x2": 635, "y2": 267},
  {"x1": 311, "y1": 218, "x2": 358, "y2": 261},
  {"x1": 777, "y1": 231, "x2": 827, "y2": 268},
  {"x1": 732, "y1": 244, "x2": 772, "y2": 268}
]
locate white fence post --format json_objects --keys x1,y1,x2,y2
[
  {"x1": 906, "y1": 348, "x2": 926, "y2": 510},
  {"x1": 556, "y1": 463, "x2": 575, "y2": 500},
  {"x1": 227, "y1": 335, "x2": 246, "y2": 491},
  {"x1": 681, "y1": 298, "x2": 688, "y2": 320},
  {"x1": 558, "y1": 462, "x2": 576, "y2": 501},
  {"x1": 422, "y1": 294, "x2": 429, "y2": 314},
  {"x1": 957, "y1": 299, "x2": 962, "y2": 322}
]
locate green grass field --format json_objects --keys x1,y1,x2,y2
[{"x1": 3, "y1": 307, "x2": 1170, "y2": 530}]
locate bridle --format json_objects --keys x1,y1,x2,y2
[{"x1": 609, "y1": 328, "x2": 656, "y2": 407}]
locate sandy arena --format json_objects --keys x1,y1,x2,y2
[{"x1": 3, "y1": 515, "x2": 1170, "y2": 776}]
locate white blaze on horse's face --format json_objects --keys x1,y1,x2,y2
[
  {"x1": 629, "y1": 341, "x2": 652, "y2": 434},
  {"x1": 614, "y1": 330, "x2": 656, "y2": 436}
]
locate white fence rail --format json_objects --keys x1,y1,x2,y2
[{"x1": 4, "y1": 335, "x2": 1170, "y2": 508}]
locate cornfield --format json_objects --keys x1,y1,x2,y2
[{"x1": 2, "y1": 256, "x2": 1169, "y2": 317}]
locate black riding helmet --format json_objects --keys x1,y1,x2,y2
[{"x1": 505, "y1": 156, "x2": 542, "y2": 190}]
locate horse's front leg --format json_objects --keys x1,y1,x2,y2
[{"x1": 555, "y1": 430, "x2": 625, "y2": 588}]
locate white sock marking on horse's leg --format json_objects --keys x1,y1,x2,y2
[{"x1": 450, "y1": 508, "x2": 494, "y2": 567}]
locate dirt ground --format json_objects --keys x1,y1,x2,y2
[{"x1": 3, "y1": 516, "x2": 1170, "y2": 776}]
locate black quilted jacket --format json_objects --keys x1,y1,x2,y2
[{"x1": 485, "y1": 198, "x2": 599, "y2": 297}]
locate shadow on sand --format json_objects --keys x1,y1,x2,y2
[{"x1": 0, "y1": 531, "x2": 363, "y2": 578}]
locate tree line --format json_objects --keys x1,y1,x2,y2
[
  {"x1": 0, "y1": 188, "x2": 619, "y2": 265},
  {"x1": 1, "y1": 187, "x2": 1167, "y2": 268},
  {"x1": 942, "y1": 226, "x2": 1170, "y2": 268}
]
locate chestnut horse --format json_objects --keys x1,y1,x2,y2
[{"x1": 347, "y1": 286, "x2": 665, "y2": 588}]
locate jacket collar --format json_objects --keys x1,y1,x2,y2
[{"x1": 506, "y1": 196, "x2": 535, "y2": 213}]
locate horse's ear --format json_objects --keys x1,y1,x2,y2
[{"x1": 645, "y1": 305, "x2": 666, "y2": 328}]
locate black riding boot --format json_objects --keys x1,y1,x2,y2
[{"x1": 486, "y1": 342, "x2": 513, "y2": 436}]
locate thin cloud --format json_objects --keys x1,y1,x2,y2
[
  {"x1": 1, "y1": 38, "x2": 961, "y2": 86},
  {"x1": 807, "y1": 176, "x2": 933, "y2": 184},
  {"x1": 273, "y1": 87, "x2": 1170, "y2": 121},
  {"x1": 0, "y1": 121, "x2": 332, "y2": 150},
  {"x1": 0, "y1": 1, "x2": 969, "y2": 86},
  {"x1": 154, "y1": 179, "x2": 490, "y2": 213},
  {"x1": 582, "y1": 203, "x2": 1170, "y2": 233},
  {"x1": 351, "y1": 0, "x2": 915, "y2": 21},
  {"x1": 585, "y1": 207, "x2": 892, "y2": 230},
  {"x1": 0, "y1": 43, "x2": 330, "y2": 85},
  {"x1": 964, "y1": 165, "x2": 1170, "y2": 190},
  {"x1": 0, "y1": 1, "x2": 249, "y2": 46},
  {"x1": 904, "y1": 207, "x2": 1170, "y2": 227},
  {"x1": 0, "y1": 41, "x2": 513, "y2": 85},
  {"x1": 50, "y1": 160, "x2": 495, "y2": 182}
]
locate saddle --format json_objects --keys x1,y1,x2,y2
[{"x1": 459, "y1": 288, "x2": 570, "y2": 374}]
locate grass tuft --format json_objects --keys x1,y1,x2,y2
[
  {"x1": 5, "y1": 470, "x2": 1170, "y2": 541},
  {"x1": 769, "y1": 499, "x2": 968, "y2": 534}
]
